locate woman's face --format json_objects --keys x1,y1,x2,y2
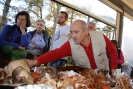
[{"x1": 17, "y1": 15, "x2": 27, "y2": 27}]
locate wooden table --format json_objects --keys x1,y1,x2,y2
[{"x1": 0, "y1": 60, "x2": 11, "y2": 68}]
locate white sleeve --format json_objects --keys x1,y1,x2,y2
[{"x1": 64, "y1": 25, "x2": 70, "y2": 36}]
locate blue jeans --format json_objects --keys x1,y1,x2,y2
[{"x1": 50, "y1": 59, "x2": 67, "y2": 71}]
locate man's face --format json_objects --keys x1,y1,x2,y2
[
  {"x1": 57, "y1": 13, "x2": 67, "y2": 25},
  {"x1": 36, "y1": 21, "x2": 45, "y2": 33},
  {"x1": 70, "y1": 22, "x2": 87, "y2": 44},
  {"x1": 88, "y1": 23, "x2": 95, "y2": 31}
]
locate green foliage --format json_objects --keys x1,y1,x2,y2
[
  {"x1": 45, "y1": 2, "x2": 62, "y2": 22},
  {"x1": 44, "y1": 26, "x2": 52, "y2": 37},
  {"x1": 25, "y1": 0, "x2": 44, "y2": 19},
  {"x1": 27, "y1": 0, "x2": 44, "y2": 6}
]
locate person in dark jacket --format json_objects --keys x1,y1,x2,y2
[
  {"x1": 26, "y1": 20, "x2": 50, "y2": 59},
  {"x1": 0, "y1": 11, "x2": 31, "y2": 60}
]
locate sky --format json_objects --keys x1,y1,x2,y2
[{"x1": 63, "y1": 0, "x2": 117, "y2": 24}]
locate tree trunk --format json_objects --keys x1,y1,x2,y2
[
  {"x1": 0, "y1": 0, "x2": 11, "y2": 32},
  {"x1": 50, "y1": 5, "x2": 60, "y2": 50},
  {"x1": 70, "y1": 9, "x2": 74, "y2": 25}
]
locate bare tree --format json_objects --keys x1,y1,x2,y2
[
  {"x1": 0, "y1": 0, "x2": 11, "y2": 32},
  {"x1": 25, "y1": 0, "x2": 44, "y2": 20}
]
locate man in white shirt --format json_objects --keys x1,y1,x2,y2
[{"x1": 50, "y1": 11, "x2": 71, "y2": 70}]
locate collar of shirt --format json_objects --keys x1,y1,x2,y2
[{"x1": 35, "y1": 31, "x2": 43, "y2": 36}]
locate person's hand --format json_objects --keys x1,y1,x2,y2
[
  {"x1": 19, "y1": 45, "x2": 25, "y2": 50},
  {"x1": 20, "y1": 22, "x2": 26, "y2": 35},
  {"x1": 26, "y1": 59, "x2": 38, "y2": 67},
  {"x1": 111, "y1": 69, "x2": 116, "y2": 75},
  {"x1": 31, "y1": 41, "x2": 36, "y2": 45},
  {"x1": 34, "y1": 46, "x2": 43, "y2": 51}
]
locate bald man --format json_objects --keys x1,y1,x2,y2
[{"x1": 26, "y1": 19, "x2": 118, "y2": 74}]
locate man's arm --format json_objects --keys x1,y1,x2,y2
[
  {"x1": 26, "y1": 41, "x2": 72, "y2": 67},
  {"x1": 104, "y1": 35, "x2": 118, "y2": 74}
]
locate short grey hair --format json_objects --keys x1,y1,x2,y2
[
  {"x1": 81, "y1": 20, "x2": 88, "y2": 31},
  {"x1": 88, "y1": 22, "x2": 96, "y2": 27},
  {"x1": 36, "y1": 19, "x2": 45, "y2": 24}
]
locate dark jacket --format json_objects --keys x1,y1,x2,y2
[
  {"x1": 0, "y1": 24, "x2": 30, "y2": 48},
  {"x1": 28, "y1": 30, "x2": 51, "y2": 53}
]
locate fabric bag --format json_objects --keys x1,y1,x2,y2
[
  {"x1": 11, "y1": 49, "x2": 27, "y2": 60},
  {"x1": 1, "y1": 46, "x2": 14, "y2": 54},
  {"x1": 1, "y1": 46, "x2": 27, "y2": 60}
]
